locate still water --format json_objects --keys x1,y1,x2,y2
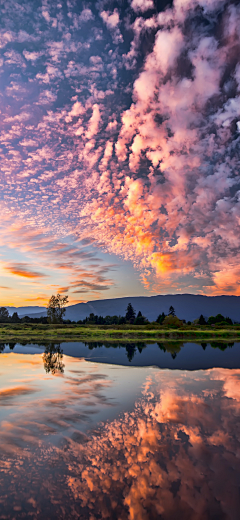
[{"x1": 0, "y1": 342, "x2": 240, "y2": 519}]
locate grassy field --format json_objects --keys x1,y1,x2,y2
[{"x1": 0, "y1": 323, "x2": 240, "y2": 343}]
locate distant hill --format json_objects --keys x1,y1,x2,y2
[
  {"x1": 6, "y1": 306, "x2": 46, "y2": 317},
  {"x1": 10, "y1": 294, "x2": 240, "y2": 323}
]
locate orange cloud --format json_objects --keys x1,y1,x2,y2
[{"x1": 4, "y1": 263, "x2": 47, "y2": 279}]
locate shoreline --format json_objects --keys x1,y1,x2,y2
[{"x1": 0, "y1": 324, "x2": 240, "y2": 343}]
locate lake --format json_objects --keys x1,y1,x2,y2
[{"x1": 0, "y1": 341, "x2": 240, "y2": 519}]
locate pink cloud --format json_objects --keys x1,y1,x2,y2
[{"x1": 131, "y1": 0, "x2": 154, "y2": 12}]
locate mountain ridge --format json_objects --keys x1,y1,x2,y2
[{"x1": 5, "y1": 294, "x2": 240, "y2": 322}]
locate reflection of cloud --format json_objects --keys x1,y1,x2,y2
[
  {"x1": 0, "y1": 385, "x2": 37, "y2": 401},
  {"x1": 210, "y1": 368, "x2": 240, "y2": 402},
  {"x1": 64, "y1": 369, "x2": 240, "y2": 519},
  {"x1": 0, "y1": 355, "x2": 113, "y2": 458},
  {"x1": 0, "y1": 361, "x2": 240, "y2": 518}
]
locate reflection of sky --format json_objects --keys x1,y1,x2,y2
[
  {"x1": 0, "y1": 352, "x2": 240, "y2": 518},
  {"x1": 0, "y1": 353, "x2": 150, "y2": 436}
]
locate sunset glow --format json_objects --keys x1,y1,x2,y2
[{"x1": 1, "y1": 0, "x2": 240, "y2": 305}]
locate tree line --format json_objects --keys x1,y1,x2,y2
[{"x1": 0, "y1": 294, "x2": 234, "y2": 326}]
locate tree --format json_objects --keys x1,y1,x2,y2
[
  {"x1": 199, "y1": 314, "x2": 206, "y2": 325},
  {"x1": 156, "y1": 312, "x2": 166, "y2": 325},
  {"x1": 134, "y1": 311, "x2": 147, "y2": 325},
  {"x1": 168, "y1": 306, "x2": 175, "y2": 316},
  {"x1": 0, "y1": 307, "x2": 9, "y2": 322},
  {"x1": 47, "y1": 294, "x2": 69, "y2": 323},
  {"x1": 118, "y1": 316, "x2": 126, "y2": 325},
  {"x1": 11, "y1": 312, "x2": 20, "y2": 323},
  {"x1": 163, "y1": 315, "x2": 183, "y2": 327},
  {"x1": 125, "y1": 303, "x2": 136, "y2": 324},
  {"x1": 207, "y1": 313, "x2": 232, "y2": 326}
]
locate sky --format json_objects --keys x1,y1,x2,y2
[{"x1": 0, "y1": 0, "x2": 240, "y2": 306}]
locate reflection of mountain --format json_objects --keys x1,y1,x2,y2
[{"x1": 42, "y1": 343, "x2": 64, "y2": 374}]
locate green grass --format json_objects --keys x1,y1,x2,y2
[{"x1": 0, "y1": 323, "x2": 240, "y2": 343}]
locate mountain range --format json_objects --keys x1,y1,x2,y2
[{"x1": 5, "y1": 294, "x2": 240, "y2": 322}]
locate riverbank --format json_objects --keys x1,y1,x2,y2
[{"x1": 1, "y1": 323, "x2": 240, "y2": 343}]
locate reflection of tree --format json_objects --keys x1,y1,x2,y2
[
  {"x1": 43, "y1": 343, "x2": 64, "y2": 374},
  {"x1": 158, "y1": 342, "x2": 183, "y2": 358},
  {"x1": 8, "y1": 342, "x2": 16, "y2": 350},
  {"x1": 136, "y1": 343, "x2": 146, "y2": 354},
  {"x1": 84, "y1": 341, "x2": 147, "y2": 358},
  {"x1": 201, "y1": 343, "x2": 207, "y2": 350},
  {"x1": 85, "y1": 341, "x2": 104, "y2": 350},
  {"x1": 210, "y1": 342, "x2": 228, "y2": 351},
  {"x1": 0, "y1": 343, "x2": 6, "y2": 353},
  {"x1": 125, "y1": 343, "x2": 136, "y2": 362},
  {"x1": 157, "y1": 343, "x2": 166, "y2": 352}
]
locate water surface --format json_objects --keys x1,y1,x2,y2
[
  {"x1": 2, "y1": 339, "x2": 240, "y2": 369},
  {"x1": 0, "y1": 343, "x2": 240, "y2": 519}
]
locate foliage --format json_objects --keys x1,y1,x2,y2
[
  {"x1": 163, "y1": 315, "x2": 183, "y2": 327},
  {"x1": 22, "y1": 315, "x2": 48, "y2": 324},
  {"x1": 83, "y1": 313, "x2": 124, "y2": 325},
  {"x1": 208, "y1": 314, "x2": 233, "y2": 326},
  {"x1": 47, "y1": 294, "x2": 69, "y2": 323},
  {"x1": 0, "y1": 307, "x2": 9, "y2": 322}
]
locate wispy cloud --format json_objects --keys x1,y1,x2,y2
[{"x1": 4, "y1": 263, "x2": 47, "y2": 279}]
